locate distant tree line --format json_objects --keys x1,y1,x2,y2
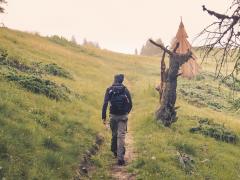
[
  {"x1": 48, "y1": 35, "x2": 101, "y2": 49},
  {"x1": 134, "y1": 48, "x2": 138, "y2": 55},
  {"x1": 83, "y1": 38, "x2": 100, "y2": 48},
  {"x1": 140, "y1": 38, "x2": 164, "y2": 56}
]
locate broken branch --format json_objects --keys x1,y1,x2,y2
[{"x1": 149, "y1": 39, "x2": 173, "y2": 55}]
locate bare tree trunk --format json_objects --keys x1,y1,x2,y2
[
  {"x1": 149, "y1": 39, "x2": 193, "y2": 126},
  {"x1": 159, "y1": 49, "x2": 166, "y2": 101}
]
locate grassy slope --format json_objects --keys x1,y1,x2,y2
[{"x1": 0, "y1": 28, "x2": 239, "y2": 179}]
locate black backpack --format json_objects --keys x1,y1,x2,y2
[{"x1": 109, "y1": 85, "x2": 128, "y2": 114}]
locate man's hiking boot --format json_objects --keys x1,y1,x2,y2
[
  {"x1": 117, "y1": 159, "x2": 125, "y2": 166},
  {"x1": 113, "y1": 147, "x2": 124, "y2": 158}
]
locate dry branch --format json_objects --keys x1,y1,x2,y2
[
  {"x1": 149, "y1": 39, "x2": 172, "y2": 55},
  {"x1": 198, "y1": 1, "x2": 240, "y2": 79},
  {"x1": 149, "y1": 39, "x2": 192, "y2": 126}
]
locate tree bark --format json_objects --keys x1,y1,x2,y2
[
  {"x1": 159, "y1": 49, "x2": 166, "y2": 101},
  {"x1": 149, "y1": 39, "x2": 192, "y2": 126}
]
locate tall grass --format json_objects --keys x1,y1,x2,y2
[{"x1": 0, "y1": 27, "x2": 239, "y2": 179}]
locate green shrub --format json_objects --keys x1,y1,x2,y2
[
  {"x1": 0, "y1": 48, "x2": 8, "y2": 62},
  {"x1": 0, "y1": 49, "x2": 32, "y2": 72},
  {"x1": 178, "y1": 80, "x2": 230, "y2": 112},
  {"x1": 0, "y1": 49, "x2": 72, "y2": 78},
  {"x1": 174, "y1": 142, "x2": 196, "y2": 156},
  {"x1": 232, "y1": 98, "x2": 240, "y2": 110},
  {"x1": 207, "y1": 101, "x2": 225, "y2": 110},
  {"x1": 176, "y1": 152, "x2": 195, "y2": 174},
  {"x1": 49, "y1": 112, "x2": 60, "y2": 122},
  {"x1": 132, "y1": 159, "x2": 145, "y2": 169},
  {"x1": 64, "y1": 124, "x2": 77, "y2": 136},
  {"x1": 5, "y1": 56, "x2": 32, "y2": 72},
  {"x1": 221, "y1": 76, "x2": 240, "y2": 91},
  {"x1": 44, "y1": 152, "x2": 61, "y2": 169},
  {"x1": 194, "y1": 74, "x2": 205, "y2": 81},
  {"x1": 43, "y1": 137, "x2": 60, "y2": 151},
  {"x1": 35, "y1": 117, "x2": 48, "y2": 128},
  {"x1": 6, "y1": 73, "x2": 70, "y2": 100},
  {"x1": 0, "y1": 143, "x2": 8, "y2": 159},
  {"x1": 43, "y1": 63, "x2": 72, "y2": 78},
  {"x1": 190, "y1": 118, "x2": 238, "y2": 144}
]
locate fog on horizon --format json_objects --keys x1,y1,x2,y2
[{"x1": 1, "y1": 0, "x2": 231, "y2": 54}]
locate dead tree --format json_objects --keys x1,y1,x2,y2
[
  {"x1": 155, "y1": 47, "x2": 167, "y2": 101},
  {"x1": 149, "y1": 39, "x2": 192, "y2": 127},
  {"x1": 198, "y1": 0, "x2": 240, "y2": 81},
  {"x1": 0, "y1": 0, "x2": 6, "y2": 13}
]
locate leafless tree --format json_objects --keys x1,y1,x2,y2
[
  {"x1": 134, "y1": 48, "x2": 138, "y2": 55},
  {"x1": 0, "y1": 0, "x2": 6, "y2": 13},
  {"x1": 149, "y1": 1, "x2": 239, "y2": 126},
  {"x1": 198, "y1": 0, "x2": 240, "y2": 81},
  {"x1": 71, "y1": 35, "x2": 77, "y2": 44},
  {"x1": 149, "y1": 39, "x2": 192, "y2": 126}
]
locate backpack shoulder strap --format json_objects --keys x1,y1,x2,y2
[
  {"x1": 123, "y1": 86, "x2": 130, "y2": 102},
  {"x1": 108, "y1": 86, "x2": 114, "y2": 95}
]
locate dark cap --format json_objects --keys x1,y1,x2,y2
[{"x1": 114, "y1": 74, "x2": 124, "y2": 84}]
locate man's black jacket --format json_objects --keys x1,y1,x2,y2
[{"x1": 102, "y1": 83, "x2": 132, "y2": 120}]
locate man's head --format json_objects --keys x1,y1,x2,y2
[{"x1": 114, "y1": 74, "x2": 124, "y2": 84}]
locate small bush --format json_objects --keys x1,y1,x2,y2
[
  {"x1": 0, "y1": 49, "x2": 72, "y2": 78},
  {"x1": 49, "y1": 112, "x2": 60, "y2": 122},
  {"x1": 221, "y1": 76, "x2": 240, "y2": 91},
  {"x1": 6, "y1": 73, "x2": 70, "y2": 100},
  {"x1": 174, "y1": 142, "x2": 196, "y2": 156},
  {"x1": 30, "y1": 108, "x2": 45, "y2": 115},
  {"x1": 43, "y1": 137, "x2": 60, "y2": 151},
  {"x1": 44, "y1": 152, "x2": 61, "y2": 169},
  {"x1": 178, "y1": 81, "x2": 230, "y2": 112},
  {"x1": 0, "y1": 48, "x2": 8, "y2": 62},
  {"x1": 6, "y1": 56, "x2": 32, "y2": 72},
  {"x1": 0, "y1": 50, "x2": 32, "y2": 72},
  {"x1": 0, "y1": 143, "x2": 8, "y2": 159},
  {"x1": 207, "y1": 101, "x2": 225, "y2": 111},
  {"x1": 132, "y1": 159, "x2": 145, "y2": 169},
  {"x1": 194, "y1": 74, "x2": 205, "y2": 81},
  {"x1": 43, "y1": 63, "x2": 72, "y2": 78},
  {"x1": 31, "y1": 62, "x2": 72, "y2": 78},
  {"x1": 232, "y1": 98, "x2": 240, "y2": 110},
  {"x1": 64, "y1": 124, "x2": 77, "y2": 136},
  {"x1": 177, "y1": 152, "x2": 195, "y2": 174},
  {"x1": 35, "y1": 117, "x2": 48, "y2": 128},
  {"x1": 190, "y1": 119, "x2": 238, "y2": 144}
]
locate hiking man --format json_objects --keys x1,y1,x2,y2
[{"x1": 102, "y1": 74, "x2": 132, "y2": 165}]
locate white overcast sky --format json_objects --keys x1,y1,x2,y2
[{"x1": 1, "y1": 0, "x2": 231, "y2": 54}]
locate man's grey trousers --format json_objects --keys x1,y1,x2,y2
[{"x1": 110, "y1": 114, "x2": 128, "y2": 161}]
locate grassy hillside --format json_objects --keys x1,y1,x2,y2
[{"x1": 0, "y1": 27, "x2": 239, "y2": 179}]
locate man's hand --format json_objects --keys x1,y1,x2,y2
[
  {"x1": 102, "y1": 119, "x2": 110, "y2": 130},
  {"x1": 102, "y1": 119, "x2": 106, "y2": 125}
]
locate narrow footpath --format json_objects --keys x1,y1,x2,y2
[{"x1": 111, "y1": 128, "x2": 136, "y2": 180}]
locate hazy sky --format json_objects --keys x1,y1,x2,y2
[{"x1": 1, "y1": 0, "x2": 231, "y2": 54}]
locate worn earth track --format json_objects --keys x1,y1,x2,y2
[{"x1": 111, "y1": 127, "x2": 136, "y2": 180}]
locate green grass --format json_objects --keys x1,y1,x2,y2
[
  {"x1": 0, "y1": 27, "x2": 239, "y2": 179},
  {"x1": 130, "y1": 80, "x2": 240, "y2": 179}
]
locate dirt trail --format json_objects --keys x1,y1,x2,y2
[{"x1": 111, "y1": 128, "x2": 136, "y2": 180}]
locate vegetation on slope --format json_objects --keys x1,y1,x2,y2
[
  {"x1": 0, "y1": 28, "x2": 113, "y2": 179},
  {"x1": 129, "y1": 72, "x2": 240, "y2": 179},
  {"x1": 0, "y1": 27, "x2": 239, "y2": 179}
]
